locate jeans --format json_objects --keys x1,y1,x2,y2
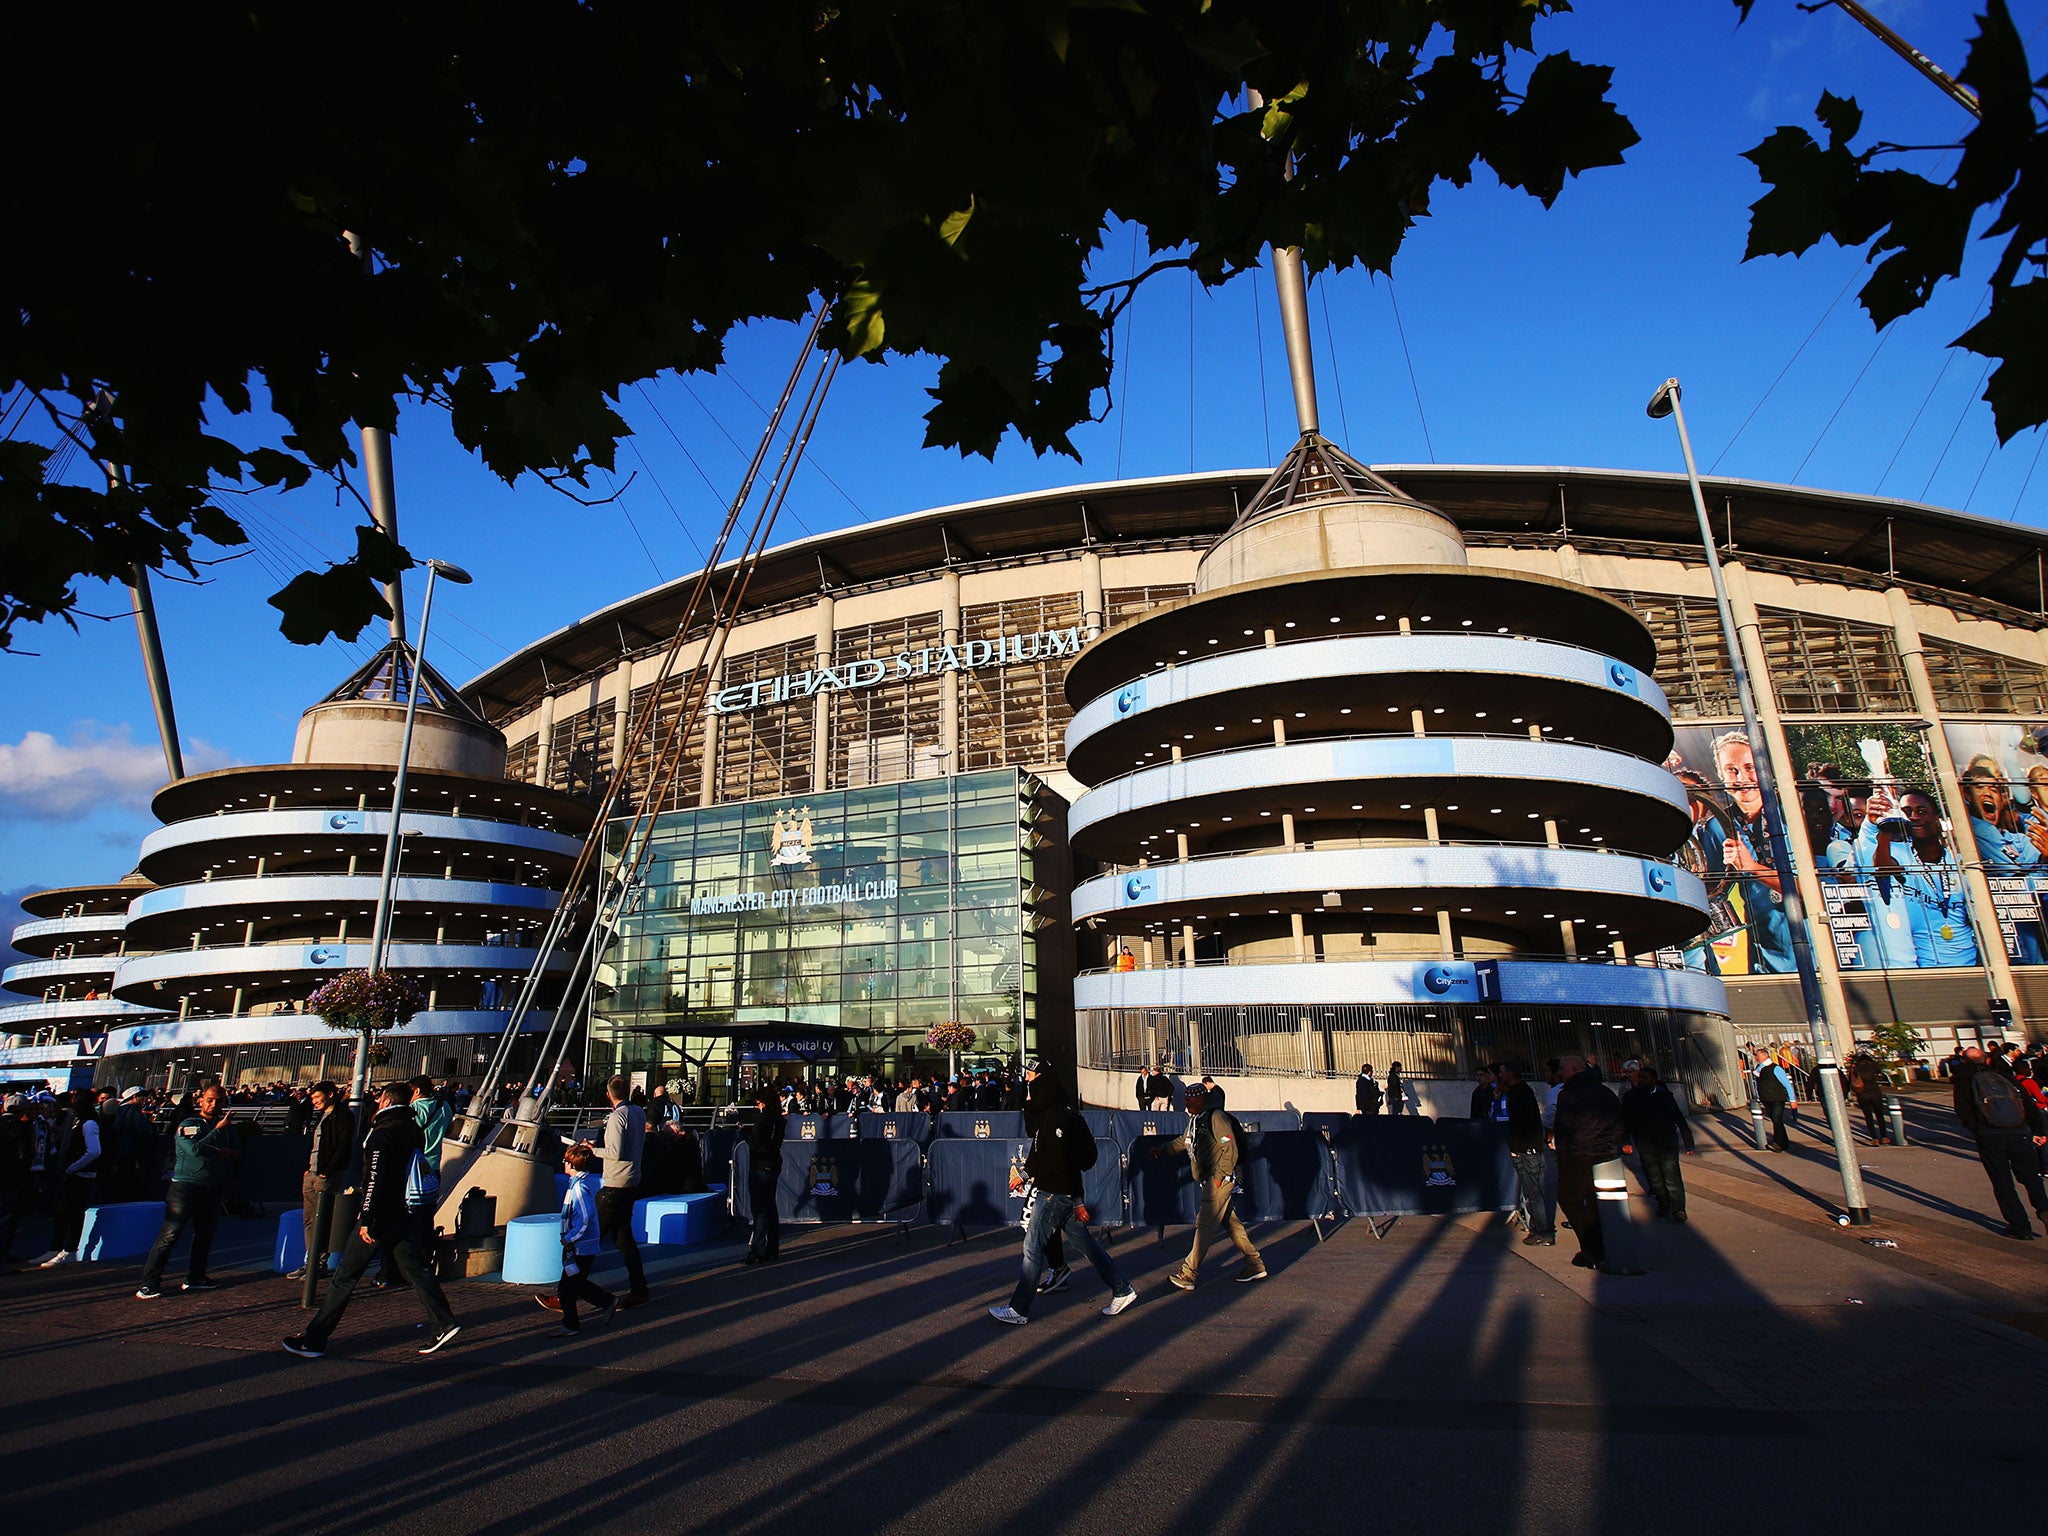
[
  {"x1": 1974, "y1": 1130, "x2": 2048, "y2": 1232},
  {"x1": 1009, "y1": 1188, "x2": 1128, "y2": 1315},
  {"x1": 1762, "y1": 1102, "x2": 1791, "y2": 1151},
  {"x1": 748, "y1": 1166, "x2": 780, "y2": 1258},
  {"x1": 0, "y1": 1176, "x2": 28, "y2": 1259},
  {"x1": 304, "y1": 1210, "x2": 456, "y2": 1348},
  {"x1": 596, "y1": 1186, "x2": 647, "y2": 1295},
  {"x1": 1855, "y1": 1098, "x2": 1885, "y2": 1144},
  {"x1": 141, "y1": 1183, "x2": 224, "y2": 1289},
  {"x1": 52, "y1": 1172, "x2": 99, "y2": 1253},
  {"x1": 556, "y1": 1249, "x2": 613, "y2": 1329},
  {"x1": 301, "y1": 1172, "x2": 338, "y2": 1272},
  {"x1": 1638, "y1": 1146, "x2": 1686, "y2": 1218},
  {"x1": 1174, "y1": 1178, "x2": 1263, "y2": 1285},
  {"x1": 1557, "y1": 1157, "x2": 1603, "y2": 1262},
  {"x1": 1510, "y1": 1148, "x2": 1554, "y2": 1238}
]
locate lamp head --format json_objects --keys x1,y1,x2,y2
[
  {"x1": 1646, "y1": 378, "x2": 1681, "y2": 420},
  {"x1": 424, "y1": 559, "x2": 474, "y2": 585}
]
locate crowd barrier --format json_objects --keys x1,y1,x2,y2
[
  {"x1": 931, "y1": 1110, "x2": 1027, "y2": 1140},
  {"x1": 1323, "y1": 1115, "x2": 1516, "y2": 1216},
  {"x1": 1124, "y1": 1130, "x2": 1334, "y2": 1226},
  {"x1": 731, "y1": 1138, "x2": 926, "y2": 1224}
]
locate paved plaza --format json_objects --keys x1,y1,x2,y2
[{"x1": 2, "y1": 1105, "x2": 2044, "y2": 1536}]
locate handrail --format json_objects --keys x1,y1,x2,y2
[
  {"x1": 1077, "y1": 623, "x2": 1647, "y2": 708},
  {"x1": 1079, "y1": 950, "x2": 1710, "y2": 978},
  {"x1": 146, "y1": 799, "x2": 579, "y2": 835},
  {"x1": 1087, "y1": 834, "x2": 1670, "y2": 875},
  {"x1": 114, "y1": 934, "x2": 545, "y2": 958},
  {"x1": 1075, "y1": 726, "x2": 1667, "y2": 794}
]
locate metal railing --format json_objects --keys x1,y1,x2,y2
[
  {"x1": 1091, "y1": 834, "x2": 1666, "y2": 879},
  {"x1": 1079, "y1": 949, "x2": 1711, "y2": 979}
]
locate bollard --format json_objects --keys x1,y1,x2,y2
[
  {"x1": 1592, "y1": 1158, "x2": 1648, "y2": 1275},
  {"x1": 1884, "y1": 1093, "x2": 1908, "y2": 1148},
  {"x1": 1747, "y1": 1100, "x2": 1769, "y2": 1149}
]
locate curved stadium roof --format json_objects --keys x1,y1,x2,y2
[{"x1": 461, "y1": 464, "x2": 2048, "y2": 726}]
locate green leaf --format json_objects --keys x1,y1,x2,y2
[
  {"x1": 267, "y1": 565, "x2": 393, "y2": 646},
  {"x1": 839, "y1": 280, "x2": 887, "y2": 358}
]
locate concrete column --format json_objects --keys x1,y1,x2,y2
[
  {"x1": 533, "y1": 693, "x2": 558, "y2": 787},
  {"x1": 1885, "y1": 585, "x2": 2023, "y2": 1012},
  {"x1": 1183, "y1": 922, "x2": 1198, "y2": 968},
  {"x1": 609, "y1": 655, "x2": 633, "y2": 786},
  {"x1": 1290, "y1": 911, "x2": 1307, "y2": 961},
  {"x1": 1281, "y1": 813, "x2": 1297, "y2": 849},
  {"x1": 812, "y1": 594, "x2": 836, "y2": 792},
  {"x1": 1424, "y1": 808, "x2": 1440, "y2": 844},
  {"x1": 1724, "y1": 561, "x2": 1856, "y2": 1056},
  {"x1": 698, "y1": 651, "x2": 723, "y2": 808},
  {"x1": 940, "y1": 571, "x2": 963, "y2": 773},
  {"x1": 1081, "y1": 550, "x2": 1104, "y2": 639}
]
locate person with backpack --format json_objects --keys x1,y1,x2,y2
[
  {"x1": 1951, "y1": 1045, "x2": 2048, "y2": 1241},
  {"x1": 987, "y1": 1058, "x2": 1135, "y2": 1325},
  {"x1": 1354, "y1": 1064, "x2": 1383, "y2": 1117},
  {"x1": 1152, "y1": 1081, "x2": 1267, "y2": 1290},
  {"x1": 282, "y1": 1081, "x2": 461, "y2": 1358},
  {"x1": 1753, "y1": 1051, "x2": 1795, "y2": 1153}
]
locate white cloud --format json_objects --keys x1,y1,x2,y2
[{"x1": 0, "y1": 724, "x2": 235, "y2": 822}]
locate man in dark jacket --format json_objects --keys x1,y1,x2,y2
[
  {"x1": 136, "y1": 1084, "x2": 240, "y2": 1297},
  {"x1": 1620, "y1": 1063, "x2": 1694, "y2": 1222},
  {"x1": 988, "y1": 1059, "x2": 1135, "y2": 1324},
  {"x1": 290, "y1": 1081, "x2": 354, "y2": 1281},
  {"x1": 284, "y1": 1082, "x2": 461, "y2": 1358},
  {"x1": 1551, "y1": 1056, "x2": 1623, "y2": 1270},
  {"x1": 1497, "y1": 1063, "x2": 1552, "y2": 1245},
  {"x1": 743, "y1": 1083, "x2": 785, "y2": 1264},
  {"x1": 1354, "y1": 1064, "x2": 1383, "y2": 1117},
  {"x1": 1952, "y1": 1046, "x2": 2048, "y2": 1240}
]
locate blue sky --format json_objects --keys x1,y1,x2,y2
[{"x1": 3, "y1": 0, "x2": 2036, "y2": 914}]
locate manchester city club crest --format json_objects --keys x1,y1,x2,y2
[
  {"x1": 973, "y1": 1118, "x2": 992, "y2": 1138},
  {"x1": 808, "y1": 1154, "x2": 840, "y2": 1198},
  {"x1": 770, "y1": 806, "x2": 815, "y2": 869},
  {"x1": 1422, "y1": 1144, "x2": 1457, "y2": 1188},
  {"x1": 881, "y1": 1120, "x2": 898, "y2": 1138},
  {"x1": 796, "y1": 1116, "x2": 820, "y2": 1139}
]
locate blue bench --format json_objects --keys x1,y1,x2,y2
[
  {"x1": 501, "y1": 1213, "x2": 563, "y2": 1285},
  {"x1": 79, "y1": 1201, "x2": 164, "y2": 1261},
  {"x1": 636, "y1": 1189, "x2": 727, "y2": 1247}
]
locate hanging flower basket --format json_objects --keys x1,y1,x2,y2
[
  {"x1": 364, "y1": 1039, "x2": 393, "y2": 1067},
  {"x1": 925, "y1": 1019, "x2": 975, "y2": 1052},
  {"x1": 306, "y1": 970, "x2": 426, "y2": 1035}
]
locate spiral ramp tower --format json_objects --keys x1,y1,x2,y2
[
  {"x1": 1062, "y1": 257, "x2": 1726, "y2": 1108},
  {"x1": 1, "y1": 876, "x2": 169, "y2": 1088}
]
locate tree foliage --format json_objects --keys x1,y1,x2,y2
[
  {"x1": 2, "y1": 2, "x2": 1636, "y2": 649},
  {"x1": 1736, "y1": 1, "x2": 2048, "y2": 443}
]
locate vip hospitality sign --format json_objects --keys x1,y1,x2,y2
[{"x1": 711, "y1": 627, "x2": 1084, "y2": 715}]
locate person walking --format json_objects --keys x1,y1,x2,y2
[
  {"x1": 1950, "y1": 1046, "x2": 2048, "y2": 1240},
  {"x1": 135, "y1": 1084, "x2": 240, "y2": 1296},
  {"x1": 0, "y1": 1095, "x2": 34, "y2": 1263},
  {"x1": 1135, "y1": 1066, "x2": 1156, "y2": 1111},
  {"x1": 542, "y1": 1143, "x2": 618, "y2": 1336},
  {"x1": 1847, "y1": 1051, "x2": 1889, "y2": 1145},
  {"x1": 282, "y1": 1081, "x2": 461, "y2": 1357},
  {"x1": 290, "y1": 1081, "x2": 353, "y2": 1282},
  {"x1": 1386, "y1": 1063, "x2": 1407, "y2": 1116},
  {"x1": 986, "y1": 1060, "x2": 1136, "y2": 1324},
  {"x1": 553, "y1": 1076, "x2": 648, "y2": 1308},
  {"x1": 39, "y1": 1087, "x2": 103, "y2": 1267},
  {"x1": 1497, "y1": 1063, "x2": 1553, "y2": 1246},
  {"x1": 743, "y1": 1083, "x2": 784, "y2": 1265},
  {"x1": 1753, "y1": 1051, "x2": 1795, "y2": 1152},
  {"x1": 1153, "y1": 1082, "x2": 1266, "y2": 1289},
  {"x1": 1354, "y1": 1064, "x2": 1383, "y2": 1117},
  {"x1": 1551, "y1": 1056, "x2": 1623, "y2": 1271},
  {"x1": 1620, "y1": 1063, "x2": 1693, "y2": 1222}
]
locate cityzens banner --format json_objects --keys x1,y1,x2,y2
[
  {"x1": 689, "y1": 878, "x2": 902, "y2": 916},
  {"x1": 710, "y1": 627, "x2": 1085, "y2": 715}
]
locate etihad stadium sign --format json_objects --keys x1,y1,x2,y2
[{"x1": 710, "y1": 627, "x2": 1084, "y2": 715}]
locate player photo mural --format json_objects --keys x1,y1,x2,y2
[
  {"x1": 1941, "y1": 721, "x2": 2048, "y2": 964},
  {"x1": 1664, "y1": 722, "x2": 1984, "y2": 975}
]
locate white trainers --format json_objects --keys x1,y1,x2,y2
[
  {"x1": 987, "y1": 1304, "x2": 1028, "y2": 1326},
  {"x1": 28, "y1": 1251, "x2": 62, "y2": 1267},
  {"x1": 1101, "y1": 1290, "x2": 1139, "y2": 1317},
  {"x1": 38, "y1": 1251, "x2": 74, "y2": 1268}
]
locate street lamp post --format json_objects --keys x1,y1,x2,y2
[
  {"x1": 352, "y1": 558, "x2": 474, "y2": 1109},
  {"x1": 1647, "y1": 378, "x2": 1871, "y2": 1226}
]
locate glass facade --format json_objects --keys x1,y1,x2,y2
[{"x1": 596, "y1": 768, "x2": 1066, "y2": 1096}]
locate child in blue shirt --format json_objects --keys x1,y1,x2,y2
[{"x1": 545, "y1": 1143, "x2": 616, "y2": 1336}]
